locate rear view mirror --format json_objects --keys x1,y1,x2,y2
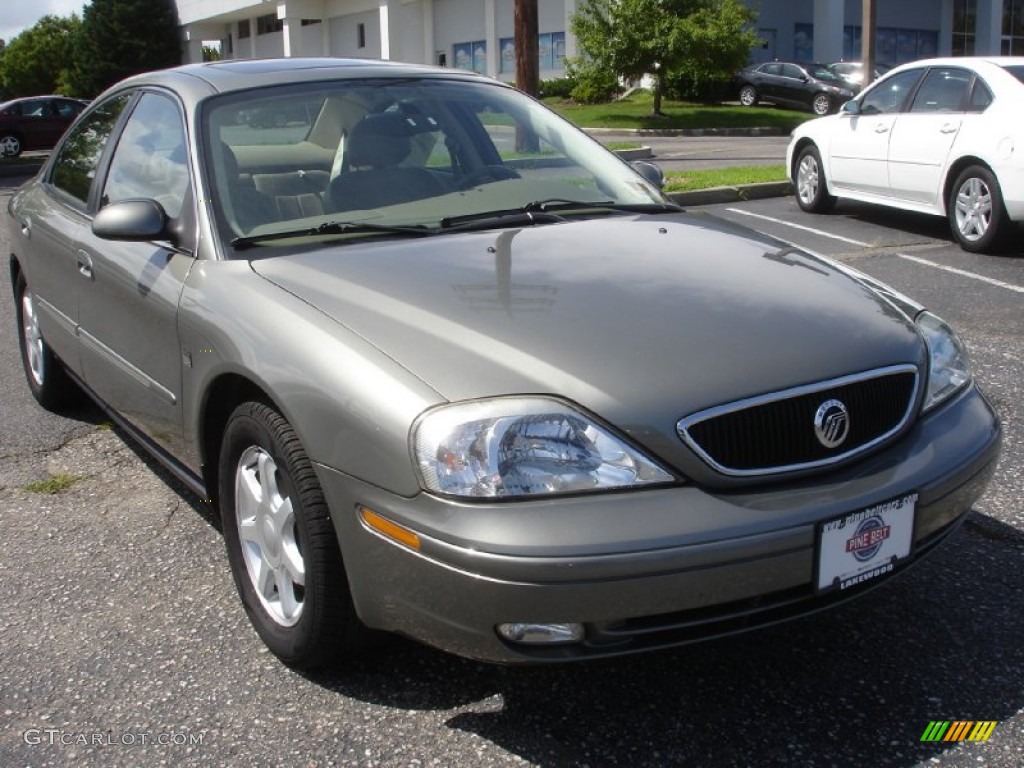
[
  {"x1": 632, "y1": 160, "x2": 665, "y2": 190},
  {"x1": 93, "y1": 199, "x2": 169, "y2": 241}
]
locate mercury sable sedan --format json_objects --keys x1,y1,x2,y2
[
  {"x1": 789, "y1": 56, "x2": 1024, "y2": 253},
  {"x1": 9, "y1": 59, "x2": 1001, "y2": 669}
]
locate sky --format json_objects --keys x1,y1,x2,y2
[{"x1": 1, "y1": 0, "x2": 87, "y2": 46}]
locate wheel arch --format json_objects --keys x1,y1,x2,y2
[
  {"x1": 198, "y1": 372, "x2": 279, "y2": 508},
  {"x1": 8, "y1": 253, "x2": 24, "y2": 298},
  {"x1": 790, "y1": 137, "x2": 821, "y2": 180},
  {"x1": 942, "y1": 155, "x2": 992, "y2": 216}
]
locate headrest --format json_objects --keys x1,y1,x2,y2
[{"x1": 346, "y1": 113, "x2": 414, "y2": 168}]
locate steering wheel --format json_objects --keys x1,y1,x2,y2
[{"x1": 458, "y1": 164, "x2": 520, "y2": 189}]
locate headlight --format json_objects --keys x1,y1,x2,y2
[
  {"x1": 412, "y1": 397, "x2": 674, "y2": 498},
  {"x1": 917, "y1": 312, "x2": 971, "y2": 411}
]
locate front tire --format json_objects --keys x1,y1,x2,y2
[
  {"x1": 0, "y1": 132, "x2": 23, "y2": 158},
  {"x1": 949, "y1": 165, "x2": 1008, "y2": 253},
  {"x1": 15, "y1": 274, "x2": 77, "y2": 410},
  {"x1": 739, "y1": 85, "x2": 758, "y2": 107},
  {"x1": 812, "y1": 93, "x2": 832, "y2": 116},
  {"x1": 219, "y1": 401, "x2": 365, "y2": 669},
  {"x1": 794, "y1": 145, "x2": 836, "y2": 213}
]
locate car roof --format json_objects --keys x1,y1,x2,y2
[
  {"x1": 886, "y1": 55, "x2": 1024, "y2": 71},
  {"x1": 111, "y1": 57, "x2": 497, "y2": 99}
]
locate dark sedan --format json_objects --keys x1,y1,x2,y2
[
  {"x1": 736, "y1": 61, "x2": 858, "y2": 115},
  {"x1": 0, "y1": 95, "x2": 87, "y2": 158},
  {"x1": 8, "y1": 58, "x2": 1000, "y2": 670}
]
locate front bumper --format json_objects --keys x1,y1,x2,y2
[{"x1": 317, "y1": 384, "x2": 1000, "y2": 663}]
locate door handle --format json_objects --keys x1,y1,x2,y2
[
  {"x1": 940, "y1": 124, "x2": 959, "y2": 134},
  {"x1": 77, "y1": 250, "x2": 94, "y2": 280},
  {"x1": 874, "y1": 124, "x2": 890, "y2": 134},
  {"x1": 20, "y1": 217, "x2": 31, "y2": 238}
]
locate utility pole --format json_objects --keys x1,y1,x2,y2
[
  {"x1": 514, "y1": 0, "x2": 539, "y2": 97},
  {"x1": 862, "y1": 0, "x2": 877, "y2": 87},
  {"x1": 514, "y1": 0, "x2": 540, "y2": 151}
]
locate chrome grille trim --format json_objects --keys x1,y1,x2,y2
[{"x1": 677, "y1": 365, "x2": 921, "y2": 477}]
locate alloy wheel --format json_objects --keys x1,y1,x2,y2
[
  {"x1": 21, "y1": 290, "x2": 45, "y2": 387},
  {"x1": 234, "y1": 445, "x2": 305, "y2": 627},
  {"x1": 797, "y1": 155, "x2": 821, "y2": 206},
  {"x1": 953, "y1": 176, "x2": 992, "y2": 242}
]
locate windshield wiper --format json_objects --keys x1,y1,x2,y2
[
  {"x1": 439, "y1": 209, "x2": 566, "y2": 231},
  {"x1": 231, "y1": 220, "x2": 434, "y2": 250},
  {"x1": 522, "y1": 198, "x2": 682, "y2": 214},
  {"x1": 438, "y1": 199, "x2": 683, "y2": 232}
]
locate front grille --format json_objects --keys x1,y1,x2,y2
[{"x1": 678, "y1": 366, "x2": 919, "y2": 476}]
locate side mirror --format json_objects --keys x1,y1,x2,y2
[
  {"x1": 632, "y1": 160, "x2": 665, "y2": 190},
  {"x1": 93, "y1": 199, "x2": 169, "y2": 241},
  {"x1": 840, "y1": 100, "x2": 861, "y2": 116}
]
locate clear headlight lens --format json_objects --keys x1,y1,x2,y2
[
  {"x1": 917, "y1": 311, "x2": 971, "y2": 411},
  {"x1": 413, "y1": 397, "x2": 674, "y2": 498}
]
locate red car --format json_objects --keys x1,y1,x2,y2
[{"x1": 0, "y1": 95, "x2": 88, "y2": 159}]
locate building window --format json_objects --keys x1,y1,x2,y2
[
  {"x1": 357, "y1": 23, "x2": 366, "y2": 49},
  {"x1": 301, "y1": 18, "x2": 321, "y2": 26},
  {"x1": 953, "y1": 0, "x2": 977, "y2": 55},
  {"x1": 238, "y1": 19, "x2": 250, "y2": 40},
  {"x1": 454, "y1": 41, "x2": 487, "y2": 74},
  {"x1": 256, "y1": 13, "x2": 283, "y2": 35},
  {"x1": 1003, "y1": 0, "x2": 1024, "y2": 54},
  {"x1": 499, "y1": 32, "x2": 567, "y2": 74},
  {"x1": 840, "y1": 25, "x2": 939, "y2": 64}
]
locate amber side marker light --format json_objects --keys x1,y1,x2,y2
[{"x1": 359, "y1": 507, "x2": 421, "y2": 550}]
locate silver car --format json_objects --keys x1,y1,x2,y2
[{"x1": 8, "y1": 59, "x2": 1001, "y2": 669}]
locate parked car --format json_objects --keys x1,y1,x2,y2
[
  {"x1": 789, "y1": 56, "x2": 1024, "y2": 253},
  {"x1": 9, "y1": 58, "x2": 1000, "y2": 670},
  {"x1": 0, "y1": 95, "x2": 88, "y2": 158},
  {"x1": 735, "y1": 61, "x2": 858, "y2": 115},
  {"x1": 827, "y1": 61, "x2": 893, "y2": 88}
]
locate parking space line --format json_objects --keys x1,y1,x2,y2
[
  {"x1": 725, "y1": 208, "x2": 1024, "y2": 295},
  {"x1": 893, "y1": 253, "x2": 1024, "y2": 294},
  {"x1": 726, "y1": 208, "x2": 869, "y2": 246}
]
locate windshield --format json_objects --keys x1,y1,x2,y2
[
  {"x1": 807, "y1": 64, "x2": 844, "y2": 82},
  {"x1": 203, "y1": 78, "x2": 667, "y2": 249},
  {"x1": 1002, "y1": 64, "x2": 1024, "y2": 84}
]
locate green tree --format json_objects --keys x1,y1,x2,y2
[
  {"x1": 69, "y1": 0, "x2": 181, "y2": 97},
  {"x1": 670, "y1": 0, "x2": 763, "y2": 101},
  {"x1": 0, "y1": 15, "x2": 81, "y2": 97},
  {"x1": 570, "y1": 0, "x2": 759, "y2": 113}
]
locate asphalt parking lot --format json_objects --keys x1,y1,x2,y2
[{"x1": 1, "y1": 172, "x2": 1022, "y2": 768}]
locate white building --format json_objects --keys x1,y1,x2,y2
[{"x1": 177, "y1": 1, "x2": 1024, "y2": 78}]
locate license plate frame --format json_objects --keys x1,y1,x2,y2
[{"x1": 815, "y1": 492, "x2": 918, "y2": 594}]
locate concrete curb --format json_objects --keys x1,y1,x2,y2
[
  {"x1": 612, "y1": 146, "x2": 654, "y2": 161},
  {"x1": 668, "y1": 180, "x2": 792, "y2": 206}
]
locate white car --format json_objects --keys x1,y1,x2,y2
[{"x1": 787, "y1": 56, "x2": 1024, "y2": 253}]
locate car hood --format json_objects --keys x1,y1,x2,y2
[{"x1": 251, "y1": 213, "x2": 924, "y2": 474}]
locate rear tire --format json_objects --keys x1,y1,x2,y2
[
  {"x1": 794, "y1": 145, "x2": 836, "y2": 213},
  {"x1": 15, "y1": 274, "x2": 77, "y2": 410},
  {"x1": 948, "y1": 165, "x2": 1008, "y2": 253},
  {"x1": 219, "y1": 401, "x2": 366, "y2": 669}
]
